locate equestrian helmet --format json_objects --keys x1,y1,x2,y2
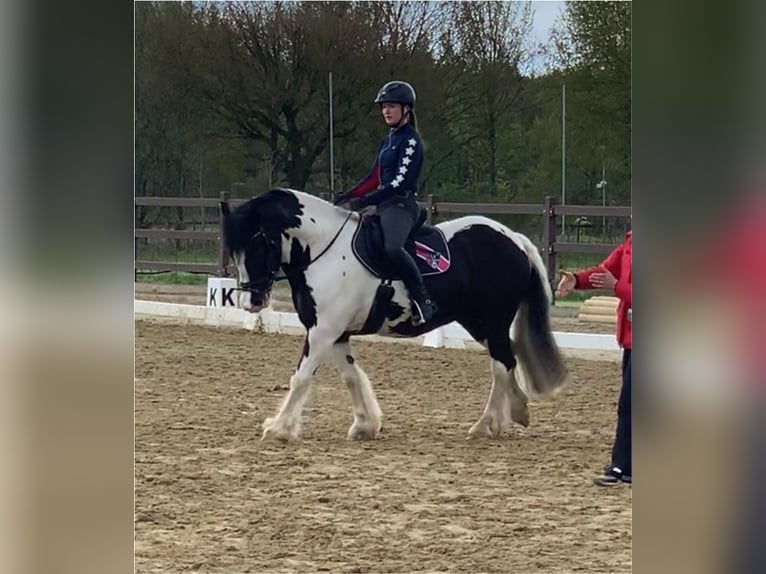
[{"x1": 374, "y1": 81, "x2": 416, "y2": 107}]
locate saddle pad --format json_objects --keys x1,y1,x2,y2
[{"x1": 351, "y1": 218, "x2": 451, "y2": 280}]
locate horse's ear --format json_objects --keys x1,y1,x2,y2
[{"x1": 220, "y1": 201, "x2": 230, "y2": 216}]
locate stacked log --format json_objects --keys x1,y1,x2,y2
[{"x1": 578, "y1": 296, "x2": 619, "y2": 324}]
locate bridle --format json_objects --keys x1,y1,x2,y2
[
  {"x1": 237, "y1": 230, "x2": 282, "y2": 296},
  {"x1": 236, "y1": 210, "x2": 354, "y2": 296}
]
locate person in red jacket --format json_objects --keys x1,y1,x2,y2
[{"x1": 556, "y1": 231, "x2": 632, "y2": 486}]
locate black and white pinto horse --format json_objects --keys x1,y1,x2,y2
[{"x1": 221, "y1": 188, "x2": 568, "y2": 441}]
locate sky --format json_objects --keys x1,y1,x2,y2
[
  {"x1": 530, "y1": 1, "x2": 565, "y2": 44},
  {"x1": 525, "y1": 0, "x2": 566, "y2": 75}
]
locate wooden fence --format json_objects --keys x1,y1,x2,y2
[{"x1": 135, "y1": 191, "x2": 631, "y2": 291}]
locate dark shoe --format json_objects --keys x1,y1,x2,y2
[{"x1": 593, "y1": 466, "x2": 631, "y2": 487}]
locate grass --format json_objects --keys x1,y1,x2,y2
[
  {"x1": 135, "y1": 240, "x2": 221, "y2": 286},
  {"x1": 135, "y1": 271, "x2": 210, "y2": 286},
  {"x1": 136, "y1": 244, "x2": 218, "y2": 264},
  {"x1": 556, "y1": 253, "x2": 605, "y2": 272},
  {"x1": 556, "y1": 290, "x2": 593, "y2": 303}
]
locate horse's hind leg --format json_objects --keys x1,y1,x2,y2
[
  {"x1": 332, "y1": 339, "x2": 382, "y2": 440},
  {"x1": 467, "y1": 327, "x2": 528, "y2": 439},
  {"x1": 262, "y1": 329, "x2": 335, "y2": 441}
]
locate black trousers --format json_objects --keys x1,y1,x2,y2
[
  {"x1": 734, "y1": 403, "x2": 766, "y2": 573},
  {"x1": 611, "y1": 349, "x2": 632, "y2": 475},
  {"x1": 378, "y1": 196, "x2": 424, "y2": 292}
]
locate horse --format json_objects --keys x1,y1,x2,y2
[{"x1": 221, "y1": 188, "x2": 568, "y2": 441}]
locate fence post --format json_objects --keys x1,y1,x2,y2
[
  {"x1": 218, "y1": 190, "x2": 230, "y2": 277},
  {"x1": 134, "y1": 205, "x2": 139, "y2": 282},
  {"x1": 426, "y1": 194, "x2": 436, "y2": 224},
  {"x1": 542, "y1": 195, "x2": 558, "y2": 302}
]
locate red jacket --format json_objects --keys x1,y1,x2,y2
[
  {"x1": 691, "y1": 198, "x2": 766, "y2": 387},
  {"x1": 575, "y1": 231, "x2": 632, "y2": 349}
]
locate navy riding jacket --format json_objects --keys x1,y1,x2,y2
[{"x1": 347, "y1": 123, "x2": 423, "y2": 206}]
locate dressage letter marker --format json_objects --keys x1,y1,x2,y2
[
  {"x1": 207, "y1": 278, "x2": 238, "y2": 308},
  {"x1": 221, "y1": 288, "x2": 235, "y2": 307}
]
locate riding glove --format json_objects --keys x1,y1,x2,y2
[
  {"x1": 332, "y1": 193, "x2": 349, "y2": 206},
  {"x1": 349, "y1": 196, "x2": 370, "y2": 211}
]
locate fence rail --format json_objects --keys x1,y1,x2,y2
[
  {"x1": 135, "y1": 191, "x2": 631, "y2": 291},
  {"x1": 135, "y1": 229, "x2": 220, "y2": 240},
  {"x1": 429, "y1": 201, "x2": 544, "y2": 216}
]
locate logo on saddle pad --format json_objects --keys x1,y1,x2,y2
[{"x1": 415, "y1": 241, "x2": 450, "y2": 273}]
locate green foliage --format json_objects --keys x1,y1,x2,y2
[{"x1": 135, "y1": 0, "x2": 630, "y2": 210}]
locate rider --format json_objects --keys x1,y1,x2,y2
[{"x1": 334, "y1": 80, "x2": 438, "y2": 326}]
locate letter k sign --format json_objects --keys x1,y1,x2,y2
[
  {"x1": 209, "y1": 288, "x2": 217, "y2": 306},
  {"x1": 222, "y1": 288, "x2": 235, "y2": 307}
]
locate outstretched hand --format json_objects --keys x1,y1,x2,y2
[{"x1": 555, "y1": 271, "x2": 576, "y2": 298}]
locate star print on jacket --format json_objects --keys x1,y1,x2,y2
[{"x1": 346, "y1": 122, "x2": 424, "y2": 206}]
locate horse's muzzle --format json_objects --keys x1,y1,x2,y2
[{"x1": 240, "y1": 290, "x2": 270, "y2": 313}]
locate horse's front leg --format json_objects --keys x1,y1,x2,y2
[
  {"x1": 331, "y1": 338, "x2": 382, "y2": 440},
  {"x1": 262, "y1": 329, "x2": 335, "y2": 441}
]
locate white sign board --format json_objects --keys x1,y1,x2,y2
[{"x1": 207, "y1": 277, "x2": 238, "y2": 308}]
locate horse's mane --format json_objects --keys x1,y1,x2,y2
[
  {"x1": 235, "y1": 188, "x2": 333, "y2": 212},
  {"x1": 224, "y1": 188, "x2": 336, "y2": 251},
  {"x1": 231, "y1": 188, "x2": 293, "y2": 213}
]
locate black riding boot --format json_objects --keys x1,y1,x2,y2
[
  {"x1": 408, "y1": 280, "x2": 438, "y2": 326},
  {"x1": 389, "y1": 248, "x2": 438, "y2": 325}
]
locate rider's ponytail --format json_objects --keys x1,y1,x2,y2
[{"x1": 408, "y1": 108, "x2": 419, "y2": 133}]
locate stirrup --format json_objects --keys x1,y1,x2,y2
[
  {"x1": 411, "y1": 300, "x2": 427, "y2": 326},
  {"x1": 411, "y1": 296, "x2": 436, "y2": 326}
]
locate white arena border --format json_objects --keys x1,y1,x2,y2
[{"x1": 135, "y1": 300, "x2": 619, "y2": 353}]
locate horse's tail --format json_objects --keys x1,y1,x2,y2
[{"x1": 511, "y1": 234, "x2": 569, "y2": 400}]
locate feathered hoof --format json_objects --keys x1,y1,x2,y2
[
  {"x1": 467, "y1": 418, "x2": 503, "y2": 440},
  {"x1": 511, "y1": 405, "x2": 530, "y2": 428},
  {"x1": 347, "y1": 420, "x2": 380, "y2": 441},
  {"x1": 261, "y1": 417, "x2": 297, "y2": 442}
]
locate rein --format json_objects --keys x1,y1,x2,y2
[{"x1": 306, "y1": 209, "x2": 354, "y2": 266}]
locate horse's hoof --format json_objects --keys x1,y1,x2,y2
[
  {"x1": 467, "y1": 422, "x2": 492, "y2": 440},
  {"x1": 262, "y1": 417, "x2": 294, "y2": 442},
  {"x1": 261, "y1": 427, "x2": 292, "y2": 442},
  {"x1": 467, "y1": 418, "x2": 503, "y2": 439},
  {"x1": 511, "y1": 406, "x2": 530, "y2": 428},
  {"x1": 347, "y1": 422, "x2": 379, "y2": 441}
]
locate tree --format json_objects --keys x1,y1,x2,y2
[
  {"x1": 550, "y1": 1, "x2": 631, "y2": 205},
  {"x1": 136, "y1": 2, "x2": 241, "y2": 220},
  {"x1": 443, "y1": 1, "x2": 532, "y2": 197},
  {"x1": 134, "y1": 0, "x2": 631, "y2": 215},
  {"x1": 190, "y1": 1, "x2": 395, "y2": 190}
]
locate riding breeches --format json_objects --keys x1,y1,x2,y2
[{"x1": 378, "y1": 196, "x2": 424, "y2": 291}]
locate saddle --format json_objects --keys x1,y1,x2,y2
[{"x1": 351, "y1": 208, "x2": 451, "y2": 280}]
